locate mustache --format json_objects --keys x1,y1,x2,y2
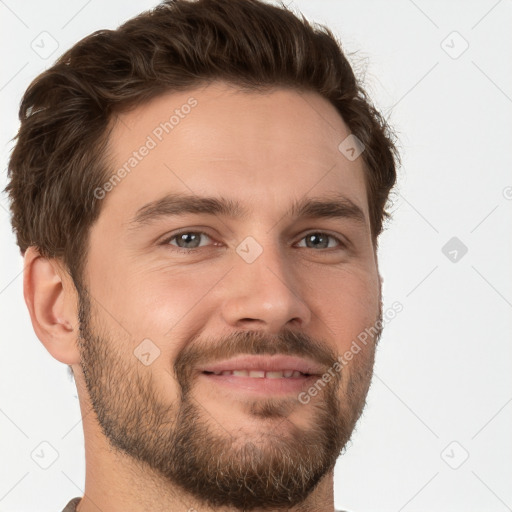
[{"x1": 174, "y1": 329, "x2": 340, "y2": 393}]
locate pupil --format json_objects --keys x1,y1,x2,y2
[
  {"x1": 179, "y1": 233, "x2": 199, "y2": 248},
  {"x1": 308, "y1": 233, "x2": 327, "y2": 249},
  {"x1": 176, "y1": 233, "x2": 328, "y2": 249}
]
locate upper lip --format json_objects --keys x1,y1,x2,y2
[{"x1": 199, "y1": 355, "x2": 324, "y2": 376}]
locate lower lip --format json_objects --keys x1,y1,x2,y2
[{"x1": 199, "y1": 372, "x2": 318, "y2": 395}]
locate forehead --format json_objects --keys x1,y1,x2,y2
[{"x1": 99, "y1": 82, "x2": 369, "y2": 228}]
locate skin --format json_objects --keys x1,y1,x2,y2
[{"x1": 23, "y1": 81, "x2": 382, "y2": 512}]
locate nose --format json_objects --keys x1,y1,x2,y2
[{"x1": 219, "y1": 240, "x2": 312, "y2": 333}]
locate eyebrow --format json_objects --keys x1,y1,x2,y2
[{"x1": 128, "y1": 192, "x2": 367, "y2": 231}]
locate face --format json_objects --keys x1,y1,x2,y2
[{"x1": 75, "y1": 81, "x2": 382, "y2": 510}]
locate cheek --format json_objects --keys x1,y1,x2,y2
[
  {"x1": 305, "y1": 265, "x2": 380, "y2": 351},
  {"x1": 90, "y1": 239, "x2": 379, "y2": 364},
  {"x1": 112, "y1": 263, "x2": 224, "y2": 347}
]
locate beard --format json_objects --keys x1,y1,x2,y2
[{"x1": 76, "y1": 284, "x2": 381, "y2": 511}]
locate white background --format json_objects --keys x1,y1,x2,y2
[{"x1": 1, "y1": 1, "x2": 511, "y2": 511}]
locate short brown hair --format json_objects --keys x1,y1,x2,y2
[{"x1": 4, "y1": 0, "x2": 399, "y2": 289}]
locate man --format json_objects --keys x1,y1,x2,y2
[{"x1": 4, "y1": 0, "x2": 398, "y2": 510}]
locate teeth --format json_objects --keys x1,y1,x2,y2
[
  {"x1": 207, "y1": 370, "x2": 308, "y2": 378},
  {"x1": 266, "y1": 371, "x2": 284, "y2": 379}
]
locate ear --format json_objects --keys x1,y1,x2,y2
[{"x1": 23, "y1": 246, "x2": 80, "y2": 365}]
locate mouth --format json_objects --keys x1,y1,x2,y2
[
  {"x1": 202, "y1": 369, "x2": 312, "y2": 378},
  {"x1": 198, "y1": 355, "x2": 323, "y2": 396},
  {"x1": 199, "y1": 354, "x2": 323, "y2": 376}
]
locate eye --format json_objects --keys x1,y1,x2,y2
[
  {"x1": 162, "y1": 231, "x2": 216, "y2": 252},
  {"x1": 296, "y1": 232, "x2": 345, "y2": 250},
  {"x1": 161, "y1": 230, "x2": 346, "y2": 253}
]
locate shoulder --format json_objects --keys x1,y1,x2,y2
[{"x1": 61, "y1": 497, "x2": 81, "y2": 512}]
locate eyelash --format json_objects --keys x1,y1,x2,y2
[{"x1": 160, "y1": 230, "x2": 347, "y2": 254}]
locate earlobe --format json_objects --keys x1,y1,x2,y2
[{"x1": 23, "y1": 247, "x2": 80, "y2": 365}]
